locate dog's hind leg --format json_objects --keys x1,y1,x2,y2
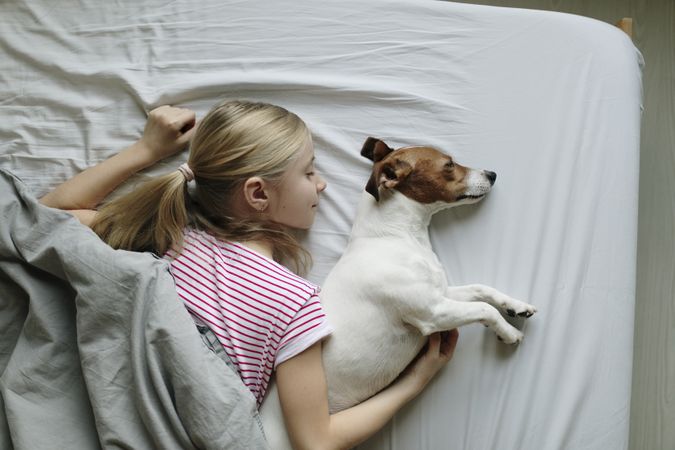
[{"x1": 446, "y1": 284, "x2": 537, "y2": 319}]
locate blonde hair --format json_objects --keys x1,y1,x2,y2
[{"x1": 92, "y1": 99, "x2": 312, "y2": 274}]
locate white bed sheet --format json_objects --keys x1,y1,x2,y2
[{"x1": 0, "y1": 1, "x2": 642, "y2": 449}]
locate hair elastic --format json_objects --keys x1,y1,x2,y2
[{"x1": 177, "y1": 162, "x2": 195, "y2": 182}]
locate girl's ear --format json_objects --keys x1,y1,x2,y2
[{"x1": 243, "y1": 177, "x2": 270, "y2": 212}]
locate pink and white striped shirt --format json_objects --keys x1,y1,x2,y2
[{"x1": 165, "y1": 228, "x2": 333, "y2": 404}]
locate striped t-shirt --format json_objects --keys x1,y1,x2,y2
[{"x1": 165, "y1": 228, "x2": 333, "y2": 404}]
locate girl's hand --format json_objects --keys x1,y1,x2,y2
[
  {"x1": 398, "y1": 329, "x2": 459, "y2": 393},
  {"x1": 39, "y1": 105, "x2": 196, "y2": 215},
  {"x1": 138, "y1": 105, "x2": 197, "y2": 163}
]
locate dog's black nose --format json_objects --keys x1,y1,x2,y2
[{"x1": 485, "y1": 171, "x2": 497, "y2": 185}]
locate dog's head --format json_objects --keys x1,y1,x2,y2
[{"x1": 361, "y1": 137, "x2": 496, "y2": 206}]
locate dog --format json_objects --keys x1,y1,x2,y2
[{"x1": 259, "y1": 137, "x2": 536, "y2": 447}]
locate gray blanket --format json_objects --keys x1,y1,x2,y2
[{"x1": 0, "y1": 170, "x2": 269, "y2": 449}]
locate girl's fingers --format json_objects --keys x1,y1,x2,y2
[
  {"x1": 440, "y1": 329, "x2": 459, "y2": 358},
  {"x1": 168, "y1": 109, "x2": 195, "y2": 132},
  {"x1": 426, "y1": 332, "x2": 441, "y2": 356},
  {"x1": 178, "y1": 121, "x2": 197, "y2": 146},
  {"x1": 174, "y1": 111, "x2": 197, "y2": 146},
  {"x1": 180, "y1": 116, "x2": 196, "y2": 134},
  {"x1": 148, "y1": 106, "x2": 195, "y2": 131},
  {"x1": 145, "y1": 106, "x2": 197, "y2": 152},
  {"x1": 177, "y1": 109, "x2": 196, "y2": 129}
]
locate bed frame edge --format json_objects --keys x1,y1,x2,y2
[{"x1": 616, "y1": 17, "x2": 633, "y2": 39}]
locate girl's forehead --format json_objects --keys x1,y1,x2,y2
[
  {"x1": 299, "y1": 138, "x2": 315, "y2": 159},
  {"x1": 281, "y1": 139, "x2": 314, "y2": 174}
]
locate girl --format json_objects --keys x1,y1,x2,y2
[{"x1": 40, "y1": 100, "x2": 459, "y2": 450}]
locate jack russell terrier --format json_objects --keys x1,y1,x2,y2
[{"x1": 259, "y1": 138, "x2": 537, "y2": 447}]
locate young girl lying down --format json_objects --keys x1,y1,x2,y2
[{"x1": 40, "y1": 100, "x2": 458, "y2": 450}]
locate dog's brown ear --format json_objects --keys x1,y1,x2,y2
[
  {"x1": 365, "y1": 174, "x2": 380, "y2": 201},
  {"x1": 364, "y1": 157, "x2": 412, "y2": 201},
  {"x1": 361, "y1": 137, "x2": 394, "y2": 162}
]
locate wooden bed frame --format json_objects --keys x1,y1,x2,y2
[{"x1": 617, "y1": 18, "x2": 633, "y2": 38}]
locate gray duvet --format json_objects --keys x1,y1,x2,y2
[{"x1": 0, "y1": 170, "x2": 269, "y2": 449}]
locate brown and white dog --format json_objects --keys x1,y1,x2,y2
[{"x1": 259, "y1": 138, "x2": 536, "y2": 447}]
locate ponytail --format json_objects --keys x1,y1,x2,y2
[
  {"x1": 93, "y1": 99, "x2": 314, "y2": 275},
  {"x1": 92, "y1": 170, "x2": 189, "y2": 255}
]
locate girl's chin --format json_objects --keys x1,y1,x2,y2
[{"x1": 282, "y1": 220, "x2": 314, "y2": 232}]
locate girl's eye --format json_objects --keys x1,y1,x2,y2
[{"x1": 306, "y1": 172, "x2": 315, "y2": 178}]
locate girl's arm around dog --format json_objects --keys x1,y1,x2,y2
[{"x1": 276, "y1": 330, "x2": 459, "y2": 450}]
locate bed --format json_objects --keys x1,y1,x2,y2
[{"x1": 0, "y1": 0, "x2": 643, "y2": 449}]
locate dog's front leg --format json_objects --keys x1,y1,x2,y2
[
  {"x1": 446, "y1": 284, "x2": 537, "y2": 318},
  {"x1": 405, "y1": 299, "x2": 524, "y2": 344}
]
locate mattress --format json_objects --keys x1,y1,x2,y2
[{"x1": 0, "y1": 0, "x2": 643, "y2": 449}]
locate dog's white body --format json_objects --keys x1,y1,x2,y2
[
  {"x1": 321, "y1": 190, "x2": 533, "y2": 411},
  {"x1": 259, "y1": 140, "x2": 536, "y2": 449}
]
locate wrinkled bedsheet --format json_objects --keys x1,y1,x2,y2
[
  {"x1": 0, "y1": 0, "x2": 643, "y2": 448},
  {"x1": 0, "y1": 170, "x2": 269, "y2": 449}
]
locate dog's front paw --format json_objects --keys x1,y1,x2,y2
[
  {"x1": 469, "y1": 285, "x2": 537, "y2": 319},
  {"x1": 496, "y1": 328, "x2": 524, "y2": 345},
  {"x1": 502, "y1": 299, "x2": 537, "y2": 319}
]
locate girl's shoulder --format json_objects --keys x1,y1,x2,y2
[{"x1": 181, "y1": 228, "x2": 319, "y2": 298}]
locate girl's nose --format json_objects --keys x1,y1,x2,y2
[{"x1": 317, "y1": 175, "x2": 327, "y2": 192}]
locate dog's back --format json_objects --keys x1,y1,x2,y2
[{"x1": 320, "y1": 191, "x2": 436, "y2": 412}]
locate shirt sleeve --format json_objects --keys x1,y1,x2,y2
[{"x1": 275, "y1": 294, "x2": 334, "y2": 368}]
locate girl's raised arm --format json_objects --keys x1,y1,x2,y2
[
  {"x1": 39, "y1": 106, "x2": 196, "y2": 224},
  {"x1": 276, "y1": 330, "x2": 459, "y2": 450}
]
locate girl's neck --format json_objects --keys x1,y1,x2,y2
[{"x1": 239, "y1": 239, "x2": 274, "y2": 259}]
